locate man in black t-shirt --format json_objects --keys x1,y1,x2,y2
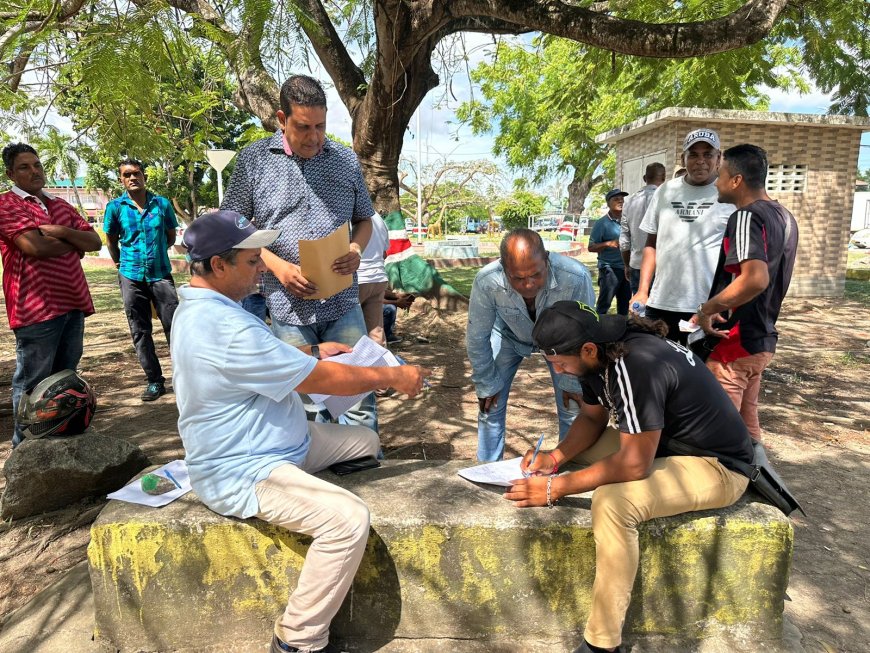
[
  {"x1": 504, "y1": 301, "x2": 752, "y2": 653},
  {"x1": 692, "y1": 144, "x2": 798, "y2": 441}
]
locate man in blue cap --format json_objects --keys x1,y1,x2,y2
[
  {"x1": 172, "y1": 210, "x2": 429, "y2": 653},
  {"x1": 588, "y1": 189, "x2": 630, "y2": 315}
]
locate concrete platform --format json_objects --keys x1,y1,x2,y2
[{"x1": 87, "y1": 460, "x2": 794, "y2": 652}]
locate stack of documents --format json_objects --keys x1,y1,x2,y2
[{"x1": 309, "y1": 336, "x2": 402, "y2": 417}]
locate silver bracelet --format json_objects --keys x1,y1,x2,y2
[{"x1": 546, "y1": 474, "x2": 555, "y2": 509}]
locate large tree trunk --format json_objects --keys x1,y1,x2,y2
[
  {"x1": 566, "y1": 172, "x2": 602, "y2": 215},
  {"x1": 353, "y1": 62, "x2": 439, "y2": 213}
]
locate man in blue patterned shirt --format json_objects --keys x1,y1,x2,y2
[
  {"x1": 104, "y1": 159, "x2": 179, "y2": 402},
  {"x1": 221, "y1": 75, "x2": 377, "y2": 432}
]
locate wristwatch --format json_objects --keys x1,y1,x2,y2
[
  {"x1": 697, "y1": 302, "x2": 708, "y2": 317},
  {"x1": 311, "y1": 344, "x2": 320, "y2": 360}
]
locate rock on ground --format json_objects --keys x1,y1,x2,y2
[{"x1": 1, "y1": 433, "x2": 149, "y2": 520}]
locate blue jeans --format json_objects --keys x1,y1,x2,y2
[
  {"x1": 629, "y1": 267, "x2": 641, "y2": 295},
  {"x1": 477, "y1": 330, "x2": 580, "y2": 461},
  {"x1": 11, "y1": 311, "x2": 85, "y2": 446},
  {"x1": 271, "y1": 306, "x2": 378, "y2": 434},
  {"x1": 241, "y1": 293, "x2": 269, "y2": 323},
  {"x1": 596, "y1": 265, "x2": 631, "y2": 316},
  {"x1": 383, "y1": 304, "x2": 397, "y2": 341}
]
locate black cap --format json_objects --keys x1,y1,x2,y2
[
  {"x1": 605, "y1": 188, "x2": 628, "y2": 203},
  {"x1": 532, "y1": 301, "x2": 628, "y2": 355},
  {"x1": 182, "y1": 210, "x2": 280, "y2": 261}
]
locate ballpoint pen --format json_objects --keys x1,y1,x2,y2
[
  {"x1": 523, "y1": 432, "x2": 545, "y2": 478},
  {"x1": 163, "y1": 469, "x2": 183, "y2": 489}
]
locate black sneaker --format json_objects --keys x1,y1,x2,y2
[
  {"x1": 141, "y1": 382, "x2": 166, "y2": 402},
  {"x1": 572, "y1": 641, "x2": 621, "y2": 653},
  {"x1": 271, "y1": 634, "x2": 347, "y2": 653}
]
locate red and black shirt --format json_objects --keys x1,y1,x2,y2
[{"x1": 707, "y1": 200, "x2": 798, "y2": 363}]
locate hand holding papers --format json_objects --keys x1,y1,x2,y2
[
  {"x1": 298, "y1": 222, "x2": 353, "y2": 300},
  {"x1": 309, "y1": 336, "x2": 425, "y2": 417}
]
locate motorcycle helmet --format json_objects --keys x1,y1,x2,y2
[{"x1": 17, "y1": 369, "x2": 96, "y2": 439}]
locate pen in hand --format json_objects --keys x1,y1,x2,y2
[{"x1": 523, "y1": 433, "x2": 546, "y2": 478}]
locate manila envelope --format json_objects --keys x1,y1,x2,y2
[{"x1": 298, "y1": 222, "x2": 353, "y2": 300}]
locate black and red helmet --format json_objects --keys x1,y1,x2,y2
[{"x1": 17, "y1": 370, "x2": 96, "y2": 439}]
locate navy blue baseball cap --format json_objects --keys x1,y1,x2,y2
[
  {"x1": 182, "y1": 210, "x2": 279, "y2": 261},
  {"x1": 605, "y1": 188, "x2": 628, "y2": 203}
]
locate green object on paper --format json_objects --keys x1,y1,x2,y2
[{"x1": 140, "y1": 473, "x2": 175, "y2": 495}]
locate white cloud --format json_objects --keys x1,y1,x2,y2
[{"x1": 765, "y1": 85, "x2": 834, "y2": 114}]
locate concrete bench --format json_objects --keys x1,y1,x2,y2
[{"x1": 88, "y1": 460, "x2": 793, "y2": 652}]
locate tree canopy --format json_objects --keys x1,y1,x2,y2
[
  {"x1": 2, "y1": 0, "x2": 866, "y2": 213},
  {"x1": 457, "y1": 32, "x2": 804, "y2": 210}
]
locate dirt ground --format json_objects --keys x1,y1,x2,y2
[{"x1": 0, "y1": 272, "x2": 868, "y2": 652}]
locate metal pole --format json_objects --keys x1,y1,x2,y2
[
  {"x1": 416, "y1": 109, "x2": 423, "y2": 245},
  {"x1": 217, "y1": 170, "x2": 224, "y2": 206}
]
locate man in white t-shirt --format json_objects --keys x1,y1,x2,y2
[
  {"x1": 630, "y1": 128, "x2": 735, "y2": 344},
  {"x1": 356, "y1": 213, "x2": 390, "y2": 344},
  {"x1": 172, "y1": 210, "x2": 428, "y2": 653}
]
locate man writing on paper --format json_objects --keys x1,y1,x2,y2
[
  {"x1": 467, "y1": 229, "x2": 595, "y2": 461},
  {"x1": 221, "y1": 74, "x2": 377, "y2": 431},
  {"x1": 172, "y1": 210, "x2": 428, "y2": 653},
  {"x1": 503, "y1": 302, "x2": 752, "y2": 653}
]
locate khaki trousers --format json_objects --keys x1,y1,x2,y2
[
  {"x1": 357, "y1": 281, "x2": 389, "y2": 346},
  {"x1": 254, "y1": 422, "x2": 379, "y2": 651},
  {"x1": 706, "y1": 352, "x2": 774, "y2": 441},
  {"x1": 574, "y1": 429, "x2": 749, "y2": 649}
]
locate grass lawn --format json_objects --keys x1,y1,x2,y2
[
  {"x1": 82, "y1": 265, "x2": 191, "y2": 313},
  {"x1": 845, "y1": 279, "x2": 870, "y2": 304},
  {"x1": 80, "y1": 262, "x2": 869, "y2": 310}
]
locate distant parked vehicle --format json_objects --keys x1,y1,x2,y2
[
  {"x1": 531, "y1": 216, "x2": 559, "y2": 232},
  {"x1": 851, "y1": 228, "x2": 870, "y2": 249},
  {"x1": 405, "y1": 218, "x2": 429, "y2": 238}
]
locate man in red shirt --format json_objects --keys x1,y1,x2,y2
[
  {"x1": 693, "y1": 143, "x2": 798, "y2": 441},
  {"x1": 0, "y1": 143, "x2": 101, "y2": 446}
]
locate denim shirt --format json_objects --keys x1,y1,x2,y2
[{"x1": 466, "y1": 253, "x2": 595, "y2": 397}]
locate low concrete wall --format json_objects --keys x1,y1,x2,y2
[{"x1": 88, "y1": 460, "x2": 793, "y2": 652}]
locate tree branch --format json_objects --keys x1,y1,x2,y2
[
  {"x1": 442, "y1": 0, "x2": 791, "y2": 58},
  {"x1": 294, "y1": 0, "x2": 366, "y2": 115}
]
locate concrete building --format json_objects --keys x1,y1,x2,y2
[
  {"x1": 44, "y1": 177, "x2": 110, "y2": 222},
  {"x1": 596, "y1": 107, "x2": 870, "y2": 297}
]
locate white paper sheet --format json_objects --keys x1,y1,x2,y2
[
  {"x1": 308, "y1": 336, "x2": 401, "y2": 417},
  {"x1": 106, "y1": 460, "x2": 192, "y2": 507},
  {"x1": 457, "y1": 457, "x2": 527, "y2": 487},
  {"x1": 678, "y1": 319, "x2": 700, "y2": 333}
]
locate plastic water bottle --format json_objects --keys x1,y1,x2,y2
[{"x1": 631, "y1": 301, "x2": 646, "y2": 317}]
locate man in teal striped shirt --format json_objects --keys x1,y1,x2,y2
[{"x1": 104, "y1": 159, "x2": 179, "y2": 401}]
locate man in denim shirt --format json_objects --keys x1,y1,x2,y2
[{"x1": 467, "y1": 229, "x2": 595, "y2": 461}]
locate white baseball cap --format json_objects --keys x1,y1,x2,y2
[{"x1": 683, "y1": 128, "x2": 721, "y2": 151}]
